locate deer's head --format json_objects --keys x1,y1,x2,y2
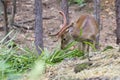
[{"x1": 50, "y1": 11, "x2": 74, "y2": 49}]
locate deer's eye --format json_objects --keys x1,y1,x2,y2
[{"x1": 63, "y1": 38, "x2": 66, "y2": 41}]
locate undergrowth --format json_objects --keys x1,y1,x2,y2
[
  {"x1": 68, "y1": 0, "x2": 86, "y2": 6},
  {"x1": 0, "y1": 31, "x2": 84, "y2": 80},
  {"x1": 0, "y1": 31, "x2": 113, "y2": 80}
]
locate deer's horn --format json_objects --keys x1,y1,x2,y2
[
  {"x1": 49, "y1": 11, "x2": 73, "y2": 38},
  {"x1": 49, "y1": 11, "x2": 67, "y2": 36}
]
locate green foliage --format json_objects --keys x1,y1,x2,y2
[
  {"x1": 29, "y1": 59, "x2": 46, "y2": 80},
  {"x1": 29, "y1": 42, "x2": 84, "y2": 80},
  {"x1": 31, "y1": 41, "x2": 84, "y2": 65},
  {"x1": 0, "y1": 31, "x2": 37, "y2": 80},
  {"x1": 46, "y1": 41, "x2": 84, "y2": 64},
  {"x1": 102, "y1": 46, "x2": 114, "y2": 52},
  {"x1": 83, "y1": 41, "x2": 96, "y2": 51},
  {"x1": 0, "y1": 31, "x2": 85, "y2": 80},
  {"x1": 68, "y1": 0, "x2": 85, "y2": 6},
  {"x1": 0, "y1": 43, "x2": 37, "y2": 80}
]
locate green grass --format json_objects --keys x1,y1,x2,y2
[
  {"x1": 0, "y1": 31, "x2": 37, "y2": 80},
  {"x1": 68, "y1": 0, "x2": 86, "y2": 6},
  {"x1": 0, "y1": 32, "x2": 84, "y2": 80},
  {"x1": 0, "y1": 40, "x2": 84, "y2": 80},
  {"x1": 0, "y1": 31, "x2": 114, "y2": 80},
  {"x1": 0, "y1": 41, "x2": 37, "y2": 80},
  {"x1": 29, "y1": 42, "x2": 84, "y2": 80}
]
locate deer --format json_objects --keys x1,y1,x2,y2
[{"x1": 50, "y1": 11, "x2": 99, "y2": 61}]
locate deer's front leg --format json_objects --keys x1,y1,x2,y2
[
  {"x1": 78, "y1": 42, "x2": 91, "y2": 61},
  {"x1": 86, "y1": 44, "x2": 90, "y2": 61}
]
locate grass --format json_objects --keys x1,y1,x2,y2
[
  {"x1": 0, "y1": 30, "x2": 114, "y2": 80},
  {"x1": 29, "y1": 42, "x2": 84, "y2": 80},
  {"x1": 0, "y1": 31, "x2": 37, "y2": 80},
  {"x1": 0, "y1": 31, "x2": 85, "y2": 80},
  {"x1": 0, "y1": 40, "x2": 37, "y2": 80},
  {"x1": 68, "y1": 0, "x2": 86, "y2": 6},
  {"x1": 1, "y1": 31, "x2": 113, "y2": 80}
]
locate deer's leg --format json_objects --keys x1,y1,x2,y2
[
  {"x1": 78, "y1": 42, "x2": 82, "y2": 51},
  {"x1": 82, "y1": 42, "x2": 89, "y2": 60},
  {"x1": 86, "y1": 44, "x2": 91, "y2": 61},
  {"x1": 78, "y1": 42, "x2": 91, "y2": 61},
  {"x1": 83, "y1": 42, "x2": 91, "y2": 61},
  {"x1": 82, "y1": 42, "x2": 85, "y2": 51}
]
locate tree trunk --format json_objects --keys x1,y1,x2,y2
[
  {"x1": 61, "y1": 0, "x2": 69, "y2": 25},
  {"x1": 115, "y1": 0, "x2": 120, "y2": 51},
  {"x1": 1, "y1": 0, "x2": 9, "y2": 41},
  {"x1": 34, "y1": 0, "x2": 44, "y2": 55},
  {"x1": 9, "y1": 0, "x2": 16, "y2": 26},
  {"x1": 93, "y1": 0, "x2": 101, "y2": 50}
]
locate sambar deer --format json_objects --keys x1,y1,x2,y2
[{"x1": 51, "y1": 11, "x2": 99, "y2": 61}]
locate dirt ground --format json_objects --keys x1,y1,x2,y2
[{"x1": 0, "y1": 0, "x2": 120, "y2": 80}]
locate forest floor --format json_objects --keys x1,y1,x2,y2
[{"x1": 0, "y1": 0, "x2": 120, "y2": 80}]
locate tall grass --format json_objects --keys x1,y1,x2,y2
[
  {"x1": 0, "y1": 31, "x2": 37, "y2": 80},
  {"x1": 29, "y1": 42, "x2": 84, "y2": 80},
  {"x1": 0, "y1": 31, "x2": 89, "y2": 80}
]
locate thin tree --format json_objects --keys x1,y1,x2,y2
[
  {"x1": 9, "y1": 0, "x2": 16, "y2": 27},
  {"x1": 0, "y1": 0, "x2": 17, "y2": 42},
  {"x1": 1, "y1": 0, "x2": 9, "y2": 41},
  {"x1": 115, "y1": 0, "x2": 120, "y2": 52},
  {"x1": 93, "y1": 0, "x2": 101, "y2": 50},
  {"x1": 61, "y1": 0, "x2": 69, "y2": 25},
  {"x1": 34, "y1": 0, "x2": 44, "y2": 55}
]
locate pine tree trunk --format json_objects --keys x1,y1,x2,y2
[
  {"x1": 115, "y1": 0, "x2": 120, "y2": 44},
  {"x1": 34, "y1": 0, "x2": 44, "y2": 55},
  {"x1": 93, "y1": 0, "x2": 101, "y2": 50},
  {"x1": 115, "y1": 0, "x2": 120, "y2": 51},
  {"x1": 61, "y1": 0, "x2": 69, "y2": 25},
  {"x1": 1, "y1": 0, "x2": 9, "y2": 41}
]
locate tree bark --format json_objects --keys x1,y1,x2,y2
[
  {"x1": 34, "y1": 0, "x2": 44, "y2": 55},
  {"x1": 1, "y1": 0, "x2": 9, "y2": 41},
  {"x1": 115, "y1": 0, "x2": 120, "y2": 51},
  {"x1": 9, "y1": 0, "x2": 16, "y2": 26},
  {"x1": 61, "y1": 0, "x2": 69, "y2": 25},
  {"x1": 93, "y1": 0, "x2": 101, "y2": 50}
]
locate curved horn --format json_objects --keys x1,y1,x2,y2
[
  {"x1": 59, "y1": 11, "x2": 67, "y2": 28},
  {"x1": 57, "y1": 11, "x2": 69, "y2": 37},
  {"x1": 49, "y1": 11, "x2": 67, "y2": 36},
  {"x1": 58, "y1": 22, "x2": 74, "y2": 37},
  {"x1": 49, "y1": 11, "x2": 73, "y2": 38}
]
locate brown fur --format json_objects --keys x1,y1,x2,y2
[{"x1": 60, "y1": 14, "x2": 99, "y2": 61}]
